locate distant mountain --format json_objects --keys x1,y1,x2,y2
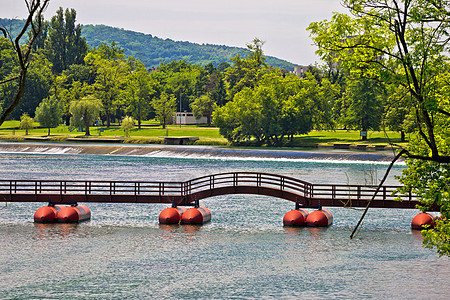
[
  {"x1": 81, "y1": 24, "x2": 295, "y2": 70},
  {"x1": 0, "y1": 19, "x2": 295, "y2": 70}
]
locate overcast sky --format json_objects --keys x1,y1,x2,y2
[{"x1": 1, "y1": 0, "x2": 347, "y2": 65}]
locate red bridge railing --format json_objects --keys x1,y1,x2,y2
[{"x1": 0, "y1": 172, "x2": 419, "y2": 208}]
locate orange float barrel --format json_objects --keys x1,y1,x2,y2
[
  {"x1": 411, "y1": 212, "x2": 435, "y2": 230},
  {"x1": 34, "y1": 205, "x2": 63, "y2": 223},
  {"x1": 57, "y1": 205, "x2": 91, "y2": 223},
  {"x1": 181, "y1": 206, "x2": 211, "y2": 225},
  {"x1": 306, "y1": 209, "x2": 333, "y2": 227},
  {"x1": 159, "y1": 206, "x2": 187, "y2": 224},
  {"x1": 283, "y1": 208, "x2": 309, "y2": 226}
]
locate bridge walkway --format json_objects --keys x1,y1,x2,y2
[{"x1": 0, "y1": 172, "x2": 422, "y2": 209}]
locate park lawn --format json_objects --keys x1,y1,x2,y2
[
  {"x1": 292, "y1": 130, "x2": 407, "y2": 146},
  {"x1": 0, "y1": 120, "x2": 408, "y2": 147}
]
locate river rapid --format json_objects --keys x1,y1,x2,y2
[{"x1": 0, "y1": 142, "x2": 449, "y2": 299}]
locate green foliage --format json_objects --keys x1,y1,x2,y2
[
  {"x1": 19, "y1": 113, "x2": 33, "y2": 135},
  {"x1": 0, "y1": 36, "x2": 17, "y2": 114},
  {"x1": 10, "y1": 51, "x2": 53, "y2": 119},
  {"x1": 121, "y1": 116, "x2": 135, "y2": 137},
  {"x1": 122, "y1": 61, "x2": 155, "y2": 128},
  {"x1": 80, "y1": 24, "x2": 294, "y2": 70},
  {"x1": 397, "y1": 71, "x2": 450, "y2": 256},
  {"x1": 341, "y1": 78, "x2": 386, "y2": 134},
  {"x1": 69, "y1": 95, "x2": 102, "y2": 136},
  {"x1": 214, "y1": 71, "x2": 315, "y2": 146},
  {"x1": 151, "y1": 92, "x2": 176, "y2": 129},
  {"x1": 190, "y1": 94, "x2": 217, "y2": 126},
  {"x1": 35, "y1": 95, "x2": 63, "y2": 135},
  {"x1": 225, "y1": 39, "x2": 269, "y2": 100},
  {"x1": 308, "y1": 0, "x2": 450, "y2": 255},
  {"x1": 45, "y1": 7, "x2": 88, "y2": 74},
  {"x1": 85, "y1": 42, "x2": 130, "y2": 127}
]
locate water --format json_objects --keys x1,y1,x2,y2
[{"x1": 0, "y1": 145, "x2": 449, "y2": 299}]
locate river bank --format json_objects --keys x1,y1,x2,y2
[{"x1": 0, "y1": 141, "x2": 401, "y2": 163}]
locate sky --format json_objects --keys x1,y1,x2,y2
[{"x1": 1, "y1": 0, "x2": 347, "y2": 65}]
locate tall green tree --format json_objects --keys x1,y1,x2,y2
[
  {"x1": 308, "y1": 0, "x2": 450, "y2": 255},
  {"x1": 85, "y1": 42, "x2": 129, "y2": 127},
  {"x1": 35, "y1": 95, "x2": 63, "y2": 135},
  {"x1": 151, "y1": 92, "x2": 176, "y2": 129},
  {"x1": 69, "y1": 95, "x2": 102, "y2": 136},
  {"x1": 45, "y1": 7, "x2": 88, "y2": 74},
  {"x1": 214, "y1": 70, "x2": 314, "y2": 146},
  {"x1": 225, "y1": 38, "x2": 268, "y2": 101},
  {"x1": 123, "y1": 62, "x2": 154, "y2": 129},
  {"x1": 341, "y1": 78, "x2": 386, "y2": 139}
]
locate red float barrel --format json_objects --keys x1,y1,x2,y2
[
  {"x1": 34, "y1": 205, "x2": 63, "y2": 223},
  {"x1": 181, "y1": 206, "x2": 211, "y2": 225},
  {"x1": 57, "y1": 205, "x2": 91, "y2": 223},
  {"x1": 283, "y1": 208, "x2": 309, "y2": 226},
  {"x1": 159, "y1": 206, "x2": 187, "y2": 224},
  {"x1": 411, "y1": 212, "x2": 435, "y2": 230},
  {"x1": 306, "y1": 209, "x2": 333, "y2": 227}
]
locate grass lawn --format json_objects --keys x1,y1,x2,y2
[
  {"x1": 292, "y1": 130, "x2": 407, "y2": 146},
  {"x1": 0, "y1": 120, "x2": 408, "y2": 148}
]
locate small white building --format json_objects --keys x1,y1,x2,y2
[
  {"x1": 173, "y1": 112, "x2": 208, "y2": 125},
  {"x1": 292, "y1": 65, "x2": 309, "y2": 78}
]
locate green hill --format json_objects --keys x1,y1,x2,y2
[
  {"x1": 0, "y1": 19, "x2": 295, "y2": 70},
  {"x1": 81, "y1": 24, "x2": 295, "y2": 70}
]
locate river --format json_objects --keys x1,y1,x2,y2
[{"x1": 0, "y1": 143, "x2": 449, "y2": 299}]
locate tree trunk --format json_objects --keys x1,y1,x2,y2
[
  {"x1": 84, "y1": 109, "x2": 90, "y2": 136},
  {"x1": 138, "y1": 105, "x2": 141, "y2": 129},
  {"x1": 400, "y1": 130, "x2": 405, "y2": 142},
  {"x1": 48, "y1": 127, "x2": 50, "y2": 136},
  {"x1": 361, "y1": 119, "x2": 367, "y2": 141}
]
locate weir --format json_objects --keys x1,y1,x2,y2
[{"x1": 0, "y1": 171, "x2": 430, "y2": 210}]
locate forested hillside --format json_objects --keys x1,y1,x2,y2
[
  {"x1": 0, "y1": 18, "x2": 294, "y2": 70},
  {"x1": 81, "y1": 25, "x2": 295, "y2": 70}
]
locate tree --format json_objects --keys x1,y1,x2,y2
[
  {"x1": 45, "y1": 7, "x2": 88, "y2": 74},
  {"x1": 225, "y1": 38, "x2": 268, "y2": 100},
  {"x1": 123, "y1": 62, "x2": 154, "y2": 129},
  {"x1": 35, "y1": 95, "x2": 63, "y2": 135},
  {"x1": 121, "y1": 116, "x2": 135, "y2": 137},
  {"x1": 69, "y1": 95, "x2": 102, "y2": 136},
  {"x1": 85, "y1": 42, "x2": 129, "y2": 127},
  {"x1": 341, "y1": 78, "x2": 386, "y2": 139},
  {"x1": 151, "y1": 92, "x2": 176, "y2": 129},
  {"x1": 384, "y1": 85, "x2": 411, "y2": 142},
  {"x1": 19, "y1": 113, "x2": 33, "y2": 135},
  {"x1": 213, "y1": 70, "x2": 315, "y2": 146},
  {"x1": 0, "y1": 0, "x2": 50, "y2": 126},
  {"x1": 308, "y1": 0, "x2": 450, "y2": 254},
  {"x1": 190, "y1": 95, "x2": 217, "y2": 126},
  {"x1": 10, "y1": 51, "x2": 53, "y2": 119}
]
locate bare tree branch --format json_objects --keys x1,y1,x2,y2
[
  {"x1": 0, "y1": 0, "x2": 50, "y2": 126},
  {"x1": 351, "y1": 149, "x2": 407, "y2": 238}
]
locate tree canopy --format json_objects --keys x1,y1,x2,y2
[{"x1": 308, "y1": 0, "x2": 450, "y2": 255}]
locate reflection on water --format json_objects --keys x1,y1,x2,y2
[{"x1": 33, "y1": 222, "x2": 81, "y2": 239}]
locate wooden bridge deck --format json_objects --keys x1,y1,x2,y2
[{"x1": 0, "y1": 172, "x2": 423, "y2": 209}]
